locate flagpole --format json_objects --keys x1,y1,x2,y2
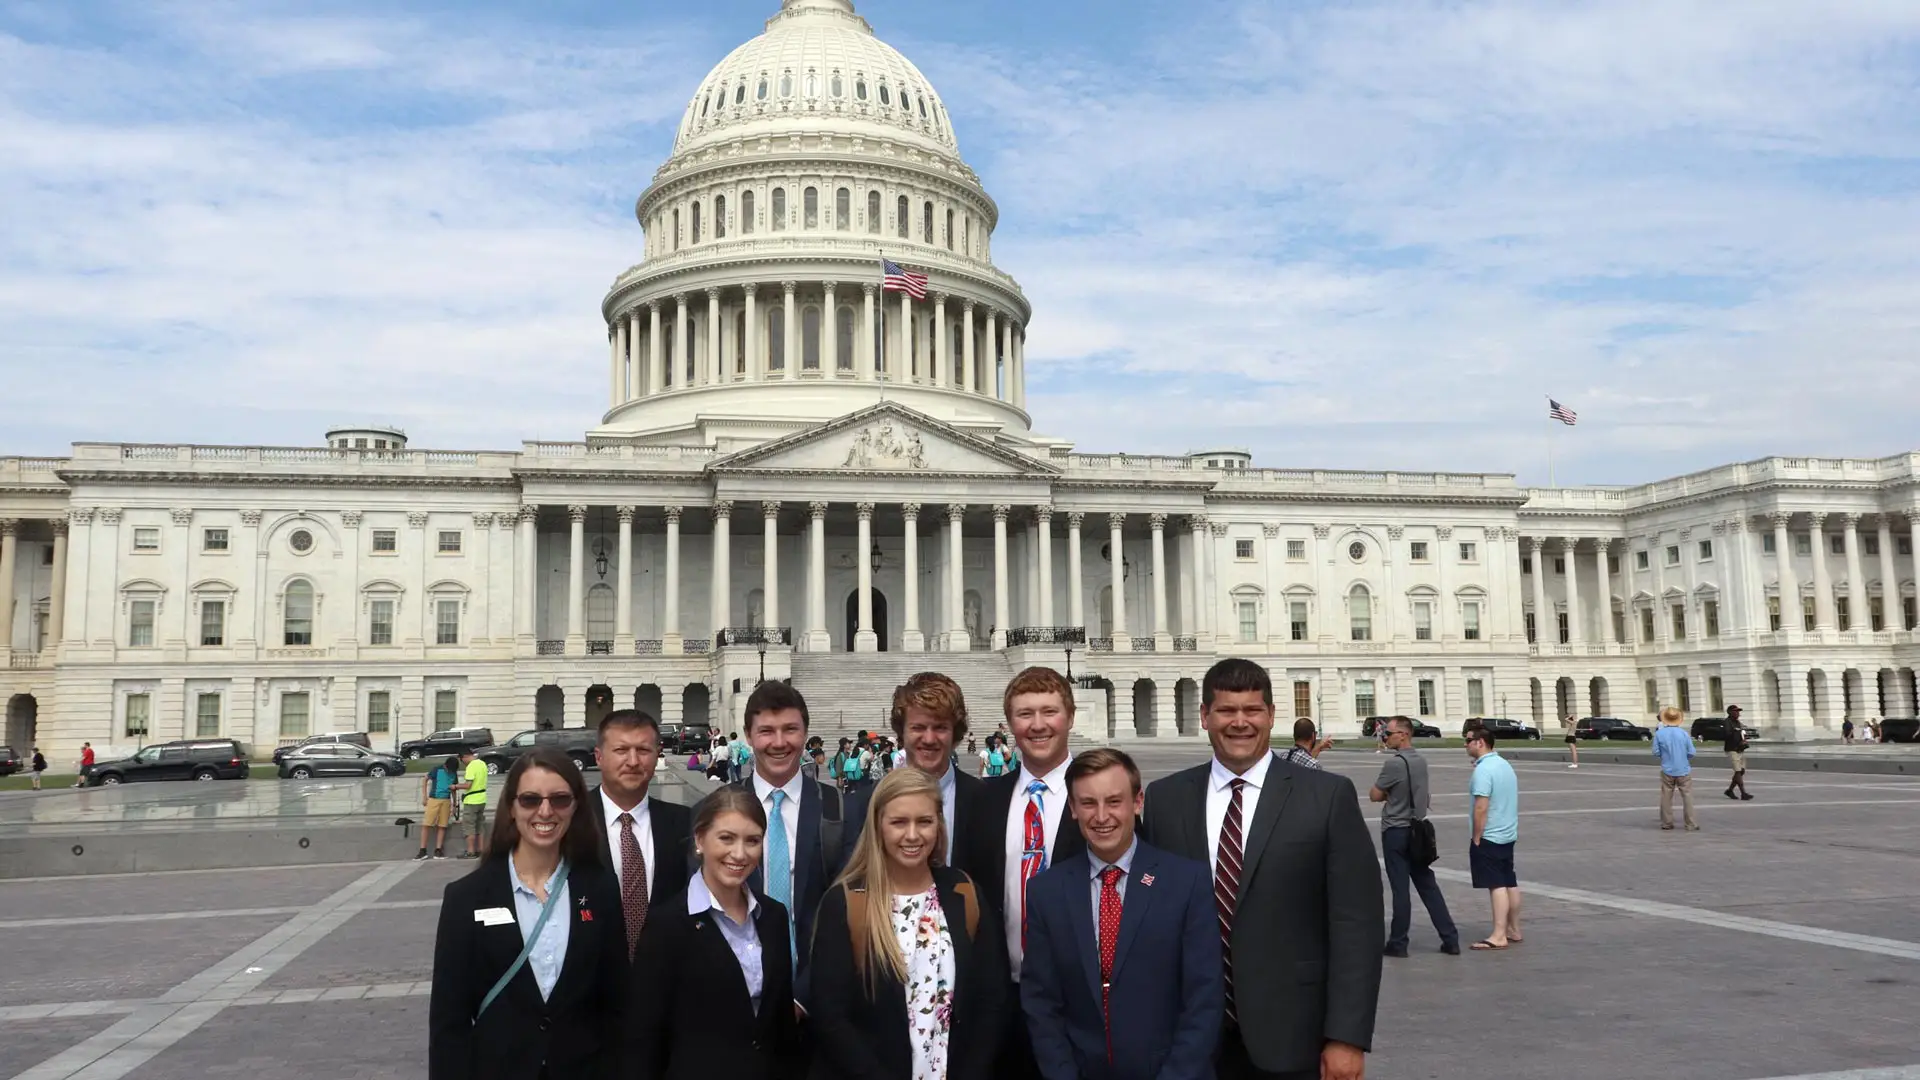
[
  {"x1": 877, "y1": 252, "x2": 887, "y2": 400},
  {"x1": 1545, "y1": 395, "x2": 1556, "y2": 487}
]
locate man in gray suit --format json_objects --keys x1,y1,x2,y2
[{"x1": 1142, "y1": 658, "x2": 1383, "y2": 1080}]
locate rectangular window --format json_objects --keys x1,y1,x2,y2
[
  {"x1": 1286, "y1": 539, "x2": 1305, "y2": 561},
  {"x1": 1830, "y1": 534, "x2": 1845, "y2": 556},
  {"x1": 1901, "y1": 537, "x2": 1914, "y2": 557},
  {"x1": 437, "y1": 530, "x2": 462, "y2": 554},
  {"x1": 1802, "y1": 596, "x2": 1816, "y2": 631},
  {"x1": 1636, "y1": 550, "x2": 1650, "y2": 570},
  {"x1": 1865, "y1": 534, "x2": 1880, "y2": 556},
  {"x1": 1836, "y1": 597, "x2": 1851, "y2": 631},
  {"x1": 200, "y1": 600, "x2": 225, "y2": 647},
  {"x1": 369, "y1": 600, "x2": 395, "y2": 646},
  {"x1": 1608, "y1": 555, "x2": 1620, "y2": 574},
  {"x1": 1640, "y1": 607, "x2": 1656, "y2": 642},
  {"x1": 1524, "y1": 611, "x2": 1536, "y2": 644},
  {"x1": 1234, "y1": 539, "x2": 1255, "y2": 560},
  {"x1": 1417, "y1": 679, "x2": 1436, "y2": 716},
  {"x1": 435, "y1": 690, "x2": 458, "y2": 729},
  {"x1": 1521, "y1": 557, "x2": 1532, "y2": 575},
  {"x1": 1467, "y1": 678, "x2": 1486, "y2": 716},
  {"x1": 1677, "y1": 677, "x2": 1692, "y2": 713},
  {"x1": 1557, "y1": 611, "x2": 1569, "y2": 644},
  {"x1": 1349, "y1": 592, "x2": 1371, "y2": 641},
  {"x1": 371, "y1": 529, "x2": 397, "y2": 553},
  {"x1": 1665, "y1": 545, "x2": 1680, "y2": 567},
  {"x1": 1237, "y1": 601, "x2": 1258, "y2": 643},
  {"x1": 1553, "y1": 557, "x2": 1566, "y2": 575},
  {"x1": 195, "y1": 693, "x2": 222, "y2": 737},
  {"x1": 367, "y1": 690, "x2": 392, "y2": 734},
  {"x1": 1762, "y1": 532, "x2": 1776, "y2": 554},
  {"x1": 125, "y1": 693, "x2": 150, "y2": 738},
  {"x1": 1795, "y1": 533, "x2": 1811, "y2": 556},
  {"x1": 1871, "y1": 596, "x2": 1885, "y2": 632},
  {"x1": 1644, "y1": 678, "x2": 1659, "y2": 714},
  {"x1": 1698, "y1": 539, "x2": 1713, "y2": 561},
  {"x1": 1704, "y1": 600, "x2": 1719, "y2": 638},
  {"x1": 1463, "y1": 602, "x2": 1481, "y2": 641},
  {"x1": 1293, "y1": 681, "x2": 1312, "y2": 719},
  {"x1": 435, "y1": 600, "x2": 460, "y2": 645},
  {"x1": 1709, "y1": 676, "x2": 1725, "y2": 713},
  {"x1": 1614, "y1": 608, "x2": 1627, "y2": 642},
  {"x1": 1671, "y1": 604, "x2": 1687, "y2": 640},
  {"x1": 1768, "y1": 596, "x2": 1782, "y2": 631},
  {"x1": 280, "y1": 692, "x2": 310, "y2": 738},
  {"x1": 129, "y1": 600, "x2": 156, "y2": 647},
  {"x1": 1409, "y1": 541, "x2": 1429, "y2": 562},
  {"x1": 1906, "y1": 596, "x2": 1916, "y2": 630},
  {"x1": 1413, "y1": 602, "x2": 1432, "y2": 641},
  {"x1": 1458, "y1": 541, "x2": 1477, "y2": 562},
  {"x1": 1353, "y1": 679, "x2": 1376, "y2": 718},
  {"x1": 132, "y1": 527, "x2": 160, "y2": 551},
  {"x1": 203, "y1": 528, "x2": 229, "y2": 552},
  {"x1": 1289, "y1": 600, "x2": 1308, "y2": 642}
]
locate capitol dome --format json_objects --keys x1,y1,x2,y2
[{"x1": 594, "y1": 0, "x2": 1035, "y2": 450}]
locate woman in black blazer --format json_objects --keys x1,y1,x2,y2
[
  {"x1": 808, "y1": 768, "x2": 1008, "y2": 1080},
  {"x1": 627, "y1": 785, "x2": 799, "y2": 1080},
  {"x1": 429, "y1": 748, "x2": 626, "y2": 1080}
]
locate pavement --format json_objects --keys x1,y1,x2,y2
[{"x1": 3, "y1": 748, "x2": 1919, "y2": 1079}]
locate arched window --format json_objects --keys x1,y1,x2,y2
[
  {"x1": 855, "y1": 76, "x2": 868, "y2": 101},
  {"x1": 779, "y1": 72, "x2": 793, "y2": 97},
  {"x1": 742, "y1": 190, "x2": 756, "y2": 234},
  {"x1": 952, "y1": 324, "x2": 964, "y2": 383},
  {"x1": 803, "y1": 186, "x2": 819, "y2": 229},
  {"x1": 830, "y1": 73, "x2": 843, "y2": 98},
  {"x1": 946, "y1": 208, "x2": 954, "y2": 250},
  {"x1": 963, "y1": 216, "x2": 971, "y2": 255},
  {"x1": 918, "y1": 96, "x2": 929, "y2": 120},
  {"x1": 690, "y1": 200, "x2": 701, "y2": 244},
  {"x1": 672, "y1": 208, "x2": 680, "y2": 250},
  {"x1": 768, "y1": 307, "x2": 785, "y2": 371},
  {"x1": 714, "y1": 194, "x2": 727, "y2": 239},
  {"x1": 756, "y1": 77, "x2": 769, "y2": 101},
  {"x1": 835, "y1": 188, "x2": 850, "y2": 230},
  {"x1": 1349, "y1": 585, "x2": 1372, "y2": 642},
  {"x1": 805, "y1": 72, "x2": 818, "y2": 98},
  {"x1": 896, "y1": 195, "x2": 909, "y2": 239},
  {"x1": 700, "y1": 92, "x2": 710, "y2": 118},
  {"x1": 734, "y1": 311, "x2": 747, "y2": 375},
  {"x1": 923, "y1": 201, "x2": 934, "y2": 243},
  {"x1": 837, "y1": 307, "x2": 855, "y2": 370},
  {"x1": 867, "y1": 190, "x2": 882, "y2": 234},
  {"x1": 772, "y1": 187, "x2": 787, "y2": 231},
  {"x1": 735, "y1": 83, "x2": 745, "y2": 106},
  {"x1": 802, "y1": 306, "x2": 822, "y2": 370},
  {"x1": 878, "y1": 80, "x2": 891, "y2": 106},
  {"x1": 284, "y1": 580, "x2": 314, "y2": 646}
]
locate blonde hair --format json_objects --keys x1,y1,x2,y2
[
  {"x1": 1659, "y1": 706, "x2": 1684, "y2": 725},
  {"x1": 830, "y1": 768, "x2": 946, "y2": 987}
]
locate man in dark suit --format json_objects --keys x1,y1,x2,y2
[
  {"x1": 840, "y1": 671, "x2": 985, "y2": 866},
  {"x1": 585, "y1": 709, "x2": 692, "y2": 963},
  {"x1": 958, "y1": 665, "x2": 1087, "y2": 1080},
  {"x1": 1143, "y1": 658, "x2": 1383, "y2": 1080},
  {"x1": 727, "y1": 680, "x2": 844, "y2": 1004},
  {"x1": 1022, "y1": 747, "x2": 1221, "y2": 1080}
]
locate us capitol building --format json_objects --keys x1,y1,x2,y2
[{"x1": 4, "y1": 0, "x2": 1918, "y2": 757}]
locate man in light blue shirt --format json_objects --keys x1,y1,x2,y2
[
  {"x1": 1652, "y1": 706, "x2": 1699, "y2": 831},
  {"x1": 1464, "y1": 726, "x2": 1521, "y2": 950}
]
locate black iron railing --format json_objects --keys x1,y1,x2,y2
[
  {"x1": 716, "y1": 627, "x2": 794, "y2": 647},
  {"x1": 1132, "y1": 638, "x2": 1158, "y2": 652},
  {"x1": 685, "y1": 639, "x2": 711, "y2": 654},
  {"x1": 1006, "y1": 626, "x2": 1088, "y2": 647},
  {"x1": 1173, "y1": 636, "x2": 1198, "y2": 652},
  {"x1": 634, "y1": 639, "x2": 663, "y2": 655},
  {"x1": 1088, "y1": 637, "x2": 1114, "y2": 652},
  {"x1": 536, "y1": 639, "x2": 565, "y2": 656},
  {"x1": 586, "y1": 640, "x2": 613, "y2": 656}
]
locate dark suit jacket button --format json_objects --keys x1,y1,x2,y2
[
  {"x1": 752, "y1": 1040, "x2": 763, "y2": 1051},
  {"x1": 539, "y1": 1017, "x2": 551, "y2": 1032}
]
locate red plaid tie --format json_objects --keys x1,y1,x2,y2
[
  {"x1": 1214, "y1": 779, "x2": 1245, "y2": 1023},
  {"x1": 1098, "y1": 865, "x2": 1124, "y2": 1062},
  {"x1": 618, "y1": 812, "x2": 649, "y2": 959},
  {"x1": 1019, "y1": 780, "x2": 1048, "y2": 947}
]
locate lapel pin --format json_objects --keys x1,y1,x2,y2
[
  {"x1": 1140, "y1": 874, "x2": 1154, "y2": 887},
  {"x1": 580, "y1": 909, "x2": 593, "y2": 922},
  {"x1": 578, "y1": 896, "x2": 588, "y2": 907}
]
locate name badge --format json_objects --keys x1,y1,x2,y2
[{"x1": 474, "y1": 907, "x2": 514, "y2": 926}]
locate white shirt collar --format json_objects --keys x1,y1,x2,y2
[
  {"x1": 1088, "y1": 836, "x2": 1139, "y2": 880},
  {"x1": 1017, "y1": 756, "x2": 1070, "y2": 796},
  {"x1": 687, "y1": 871, "x2": 760, "y2": 920},
  {"x1": 751, "y1": 768, "x2": 805, "y2": 804},
  {"x1": 601, "y1": 786, "x2": 647, "y2": 826},
  {"x1": 1210, "y1": 750, "x2": 1274, "y2": 793}
]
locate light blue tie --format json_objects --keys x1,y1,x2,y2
[{"x1": 768, "y1": 790, "x2": 797, "y2": 966}]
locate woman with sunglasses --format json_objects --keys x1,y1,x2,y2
[
  {"x1": 430, "y1": 748, "x2": 626, "y2": 1080},
  {"x1": 809, "y1": 768, "x2": 1007, "y2": 1080},
  {"x1": 627, "y1": 786, "x2": 798, "y2": 1080}
]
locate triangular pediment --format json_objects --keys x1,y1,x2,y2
[{"x1": 710, "y1": 403, "x2": 1058, "y2": 477}]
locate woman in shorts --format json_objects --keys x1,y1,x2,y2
[{"x1": 1564, "y1": 714, "x2": 1580, "y2": 769}]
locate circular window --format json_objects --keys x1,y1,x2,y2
[
  {"x1": 289, "y1": 530, "x2": 314, "y2": 554},
  {"x1": 1348, "y1": 540, "x2": 1367, "y2": 561}
]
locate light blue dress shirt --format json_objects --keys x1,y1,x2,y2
[
  {"x1": 507, "y1": 853, "x2": 571, "y2": 1001},
  {"x1": 1088, "y1": 836, "x2": 1138, "y2": 945},
  {"x1": 1653, "y1": 725, "x2": 1696, "y2": 776},
  {"x1": 689, "y1": 873, "x2": 766, "y2": 1014},
  {"x1": 1468, "y1": 752, "x2": 1520, "y2": 845}
]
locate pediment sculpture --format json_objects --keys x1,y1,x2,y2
[{"x1": 841, "y1": 422, "x2": 928, "y2": 470}]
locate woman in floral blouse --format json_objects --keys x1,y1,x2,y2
[{"x1": 808, "y1": 769, "x2": 1007, "y2": 1080}]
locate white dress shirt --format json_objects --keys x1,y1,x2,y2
[
  {"x1": 931, "y1": 762, "x2": 958, "y2": 864},
  {"x1": 751, "y1": 768, "x2": 806, "y2": 897},
  {"x1": 601, "y1": 787, "x2": 654, "y2": 897},
  {"x1": 1002, "y1": 756, "x2": 1070, "y2": 977},
  {"x1": 1205, "y1": 751, "x2": 1274, "y2": 877}
]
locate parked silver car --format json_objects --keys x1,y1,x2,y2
[{"x1": 276, "y1": 743, "x2": 407, "y2": 779}]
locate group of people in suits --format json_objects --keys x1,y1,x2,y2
[{"x1": 429, "y1": 657, "x2": 1385, "y2": 1080}]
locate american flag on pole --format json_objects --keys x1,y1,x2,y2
[
  {"x1": 882, "y1": 258, "x2": 928, "y2": 300},
  {"x1": 1548, "y1": 399, "x2": 1578, "y2": 426}
]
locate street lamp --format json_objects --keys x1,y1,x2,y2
[
  {"x1": 1064, "y1": 642, "x2": 1075, "y2": 679},
  {"x1": 756, "y1": 636, "x2": 768, "y2": 686}
]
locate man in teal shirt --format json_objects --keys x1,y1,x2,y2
[
  {"x1": 1652, "y1": 706, "x2": 1699, "y2": 831},
  {"x1": 1465, "y1": 726, "x2": 1521, "y2": 950}
]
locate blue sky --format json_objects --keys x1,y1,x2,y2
[{"x1": 4, "y1": 0, "x2": 1920, "y2": 485}]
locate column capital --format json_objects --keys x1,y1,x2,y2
[
  {"x1": 1770, "y1": 511, "x2": 1795, "y2": 529},
  {"x1": 862, "y1": 282, "x2": 878, "y2": 298},
  {"x1": 705, "y1": 286, "x2": 721, "y2": 301},
  {"x1": 51, "y1": 518, "x2": 68, "y2": 538},
  {"x1": 1105, "y1": 512, "x2": 1126, "y2": 531},
  {"x1": 1710, "y1": 521, "x2": 1727, "y2": 536},
  {"x1": 1435, "y1": 526, "x2": 1453, "y2": 540},
  {"x1": 99, "y1": 508, "x2": 123, "y2": 525},
  {"x1": 1907, "y1": 508, "x2": 1920, "y2": 526},
  {"x1": 170, "y1": 508, "x2": 193, "y2": 526},
  {"x1": 567, "y1": 505, "x2": 588, "y2": 524},
  {"x1": 822, "y1": 280, "x2": 838, "y2": 293},
  {"x1": 1151, "y1": 513, "x2": 1170, "y2": 531},
  {"x1": 993, "y1": 504, "x2": 1011, "y2": 523},
  {"x1": 617, "y1": 505, "x2": 636, "y2": 524},
  {"x1": 946, "y1": 503, "x2": 967, "y2": 523},
  {"x1": 743, "y1": 283, "x2": 758, "y2": 298},
  {"x1": 627, "y1": 307, "x2": 642, "y2": 324},
  {"x1": 1386, "y1": 524, "x2": 1404, "y2": 541},
  {"x1": 472, "y1": 513, "x2": 494, "y2": 529},
  {"x1": 648, "y1": 299, "x2": 663, "y2": 313},
  {"x1": 1527, "y1": 535, "x2": 1548, "y2": 553},
  {"x1": 673, "y1": 292, "x2": 689, "y2": 307},
  {"x1": 68, "y1": 508, "x2": 94, "y2": 526},
  {"x1": 1724, "y1": 517, "x2": 1746, "y2": 533},
  {"x1": 762, "y1": 500, "x2": 782, "y2": 519},
  {"x1": 238, "y1": 509, "x2": 260, "y2": 527},
  {"x1": 1213, "y1": 522, "x2": 1232, "y2": 538},
  {"x1": 1836, "y1": 511, "x2": 1862, "y2": 529},
  {"x1": 962, "y1": 299, "x2": 976, "y2": 314},
  {"x1": 809, "y1": 501, "x2": 829, "y2": 519},
  {"x1": 712, "y1": 500, "x2": 734, "y2": 522},
  {"x1": 1560, "y1": 535, "x2": 1582, "y2": 549},
  {"x1": 1311, "y1": 524, "x2": 1330, "y2": 539},
  {"x1": 0, "y1": 518, "x2": 16, "y2": 537},
  {"x1": 408, "y1": 512, "x2": 430, "y2": 529},
  {"x1": 1808, "y1": 510, "x2": 1829, "y2": 527},
  {"x1": 340, "y1": 510, "x2": 363, "y2": 528},
  {"x1": 856, "y1": 502, "x2": 875, "y2": 521},
  {"x1": 781, "y1": 280, "x2": 799, "y2": 296},
  {"x1": 1067, "y1": 511, "x2": 1085, "y2": 529},
  {"x1": 1187, "y1": 515, "x2": 1208, "y2": 531},
  {"x1": 901, "y1": 502, "x2": 922, "y2": 520},
  {"x1": 518, "y1": 504, "x2": 540, "y2": 523},
  {"x1": 1261, "y1": 522, "x2": 1280, "y2": 538},
  {"x1": 664, "y1": 506, "x2": 683, "y2": 525},
  {"x1": 1035, "y1": 504, "x2": 1054, "y2": 524}
]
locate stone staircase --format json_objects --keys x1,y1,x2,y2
[{"x1": 790, "y1": 651, "x2": 1017, "y2": 741}]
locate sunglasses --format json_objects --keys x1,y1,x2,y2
[{"x1": 514, "y1": 792, "x2": 576, "y2": 811}]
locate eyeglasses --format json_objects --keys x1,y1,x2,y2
[{"x1": 514, "y1": 792, "x2": 576, "y2": 811}]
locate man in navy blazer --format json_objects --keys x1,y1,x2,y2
[{"x1": 1022, "y1": 748, "x2": 1223, "y2": 1080}]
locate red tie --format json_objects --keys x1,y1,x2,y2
[
  {"x1": 1098, "y1": 865, "x2": 1124, "y2": 1063},
  {"x1": 618, "y1": 812, "x2": 649, "y2": 959},
  {"x1": 1214, "y1": 779, "x2": 1246, "y2": 1023},
  {"x1": 1019, "y1": 780, "x2": 1048, "y2": 947}
]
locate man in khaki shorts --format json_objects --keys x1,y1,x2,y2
[
  {"x1": 1722, "y1": 704, "x2": 1753, "y2": 801},
  {"x1": 415, "y1": 756, "x2": 456, "y2": 860}
]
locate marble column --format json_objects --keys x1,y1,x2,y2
[
  {"x1": 0, "y1": 520, "x2": 15, "y2": 654},
  {"x1": 1591, "y1": 541, "x2": 1613, "y2": 644},
  {"x1": 782, "y1": 281, "x2": 798, "y2": 377},
  {"x1": 615, "y1": 506, "x2": 635, "y2": 641},
  {"x1": 899, "y1": 293, "x2": 914, "y2": 381},
  {"x1": 984, "y1": 310, "x2": 999, "y2": 398},
  {"x1": 1001, "y1": 320, "x2": 1015, "y2": 402},
  {"x1": 627, "y1": 309, "x2": 643, "y2": 399},
  {"x1": 855, "y1": 503, "x2": 877, "y2": 652},
  {"x1": 1909, "y1": 511, "x2": 1920, "y2": 630},
  {"x1": 1562, "y1": 537, "x2": 1583, "y2": 644},
  {"x1": 1810, "y1": 512, "x2": 1835, "y2": 630},
  {"x1": 1067, "y1": 512, "x2": 1086, "y2": 630},
  {"x1": 648, "y1": 302, "x2": 665, "y2": 394},
  {"x1": 566, "y1": 506, "x2": 586, "y2": 645},
  {"x1": 609, "y1": 321, "x2": 624, "y2": 405},
  {"x1": 932, "y1": 294, "x2": 948, "y2": 388},
  {"x1": 674, "y1": 294, "x2": 690, "y2": 389},
  {"x1": 1036, "y1": 506, "x2": 1055, "y2": 627},
  {"x1": 1841, "y1": 513, "x2": 1865, "y2": 631},
  {"x1": 1011, "y1": 324, "x2": 1026, "y2": 410},
  {"x1": 902, "y1": 503, "x2": 922, "y2": 651},
  {"x1": 712, "y1": 502, "x2": 732, "y2": 639},
  {"x1": 1877, "y1": 516, "x2": 1899, "y2": 632},
  {"x1": 821, "y1": 281, "x2": 838, "y2": 376},
  {"x1": 947, "y1": 505, "x2": 969, "y2": 651},
  {"x1": 861, "y1": 284, "x2": 878, "y2": 380},
  {"x1": 1108, "y1": 513, "x2": 1130, "y2": 649},
  {"x1": 762, "y1": 502, "x2": 781, "y2": 630},
  {"x1": 1189, "y1": 516, "x2": 1211, "y2": 645},
  {"x1": 961, "y1": 301, "x2": 977, "y2": 393},
  {"x1": 1527, "y1": 537, "x2": 1549, "y2": 646},
  {"x1": 516, "y1": 506, "x2": 536, "y2": 639},
  {"x1": 744, "y1": 285, "x2": 761, "y2": 381},
  {"x1": 1150, "y1": 513, "x2": 1170, "y2": 645},
  {"x1": 47, "y1": 520, "x2": 68, "y2": 649},
  {"x1": 991, "y1": 505, "x2": 1010, "y2": 649},
  {"x1": 1772, "y1": 513, "x2": 1798, "y2": 632},
  {"x1": 808, "y1": 502, "x2": 829, "y2": 650},
  {"x1": 663, "y1": 506, "x2": 683, "y2": 653},
  {"x1": 706, "y1": 288, "x2": 723, "y2": 385}
]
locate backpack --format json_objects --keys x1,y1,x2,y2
[
  {"x1": 987, "y1": 748, "x2": 1006, "y2": 777},
  {"x1": 428, "y1": 767, "x2": 453, "y2": 800},
  {"x1": 843, "y1": 750, "x2": 864, "y2": 781},
  {"x1": 843, "y1": 874, "x2": 979, "y2": 977}
]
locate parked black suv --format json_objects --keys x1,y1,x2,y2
[
  {"x1": 1690, "y1": 716, "x2": 1761, "y2": 743},
  {"x1": 83, "y1": 739, "x2": 251, "y2": 785},
  {"x1": 1462, "y1": 718, "x2": 1541, "y2": 740},
  {"x1": 1575, "y1": 716, "x2": 1653, "y2": 741},
  {"x1": 397, "y1": 727, "x2": 496, "y2": 761},
  {"x1": 1879, "y1": 717, "x2": 1918, "y2": 743},
  {"x1": 477, "y1": 729, "x2": 601, "y2": 775},
  {"x1": 272, "y1": 731, "x2": 374, "y2": 764},
  {"x1": 0, "y1": 746, "x2": 21, "y2": 776},
  {"x1": 658, "y1": 723, "x2": 709, "y2": 756}
]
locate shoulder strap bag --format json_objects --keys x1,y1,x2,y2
[
  {"x1": 476, "y1": 860, "x2": 572, "y2": 1020},
  {"x1": 1396, "y1": 752, "x2": 1440, "y2": 868}
]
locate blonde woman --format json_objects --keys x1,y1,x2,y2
[{"x1": 808, "y1": 768, "x2": 1007, "y2": 1080}]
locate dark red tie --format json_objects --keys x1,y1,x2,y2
[
  {"x1": 1098, "y1": 865, "x2": 1124, "y2": 1062},
  {"x1": 618, "y1": 812, "x2": 649, "y2": 958},
  {"x1": 1214, "y1": 779, "x2": 1245, "y2": 1023}
]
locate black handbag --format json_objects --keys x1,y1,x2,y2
[{"x1": 1398, "y1": 752, "x2": 1440, "y2": 867}]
